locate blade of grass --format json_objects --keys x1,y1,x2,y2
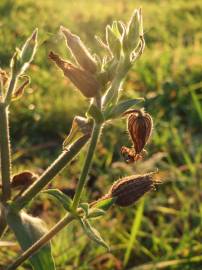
[
  {"x1": 171, "y1": 127, "x2": 196, "y2": 175},
  {"x1": 128, "y1": 255, "x2": 202, "y2": 270},
  {"x1": 124, "y1": 198, "x2": 145, "y2": 266}
]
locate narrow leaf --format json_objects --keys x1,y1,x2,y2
[
  {"x1": 79, "y1": 203, "x2": 89, "y2": 217},
  {"x1": 43, "y1": 189, "x2": 72, "y2": 212},
  {"x1": 104, "y1": 98, "x2": 144, "y2": 119},
  {"x1": 87, "y1": 208, "x2": 106, "y2": 219},
  {"x1": 79, "y1": 218, "x2": 109, "y2": 250}
]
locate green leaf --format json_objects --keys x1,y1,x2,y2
[
  {"x1": 111, "y1": 21, "x2": 121, "y2": 39},
  {"x1": 106, "y1": 25, "x2": 121, "y2": 58},
  {"x1": 42, "y1": 189, "x2": 72, "y2": 212},
  {"x1": 123, "y1": 9, "x2": 141, "y2": 53},
  {"x1": 6, "y1": 210, "x2": 55, "y2": 270},
  {"x1": 87, "y1": 208, "x2": 106, "y2": 219},
  {"x1": 87, "y1": 104, "x2": 104, "y2": 123},
  {"x1": 104, "y1": 98, "x2": 144, "y2": 119},
  {"x1": 79, "y1": 203, "x2": 89, "y2": 217},
  {"x1": 79, "y1": 218, "x2": 109, "y2": 250},
  {"x1": 92, "y1": 197, "x2": 116, "y2": 211}
]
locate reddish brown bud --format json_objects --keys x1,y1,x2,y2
[
  {"x1": 11, "y1": 171, "x2": 37, "y2": 189},
  {"x1": 109, "y1": 172, "x2": 160, "y2": 207},
  {"x1": 49, "y1": 51, "x2": 100, "y2": 98},
  {"x1": 126, "y1": 109, "x2": 153, "y2": 155},
  {"x1": 60, "y1": 26, "x2": 97, "y2": 74}
]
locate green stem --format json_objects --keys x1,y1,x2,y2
[
  {"x1": 72, "y1": 123, "x2": 101, "y2": 209},
  {"x1": 13, "y1": 134, "x2": 90, "y2": 210},
  {"x1": 0, "y1": 103, "x2": 12, "y2": 201},
  {"x1": 4, "y1": 72, "x2": 18, "y2": 105},
  {"x1": 0, "y1": 206, "x2": 7, "y2": 238},
  {"x1": 6, "y1": 213, "x2": 75, "y2": 270}
]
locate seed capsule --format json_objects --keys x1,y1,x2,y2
[
  {"x1": 11, "y1": 171, "x2": 37, "y2": 189},
  {"x1": 122, "y1": 109, "x2": 153, "y2": 162},
  {"x1": 49, "y1": 51, "x2": 100, "y2": 98},
  {"x1": 109, "y1": 172, "x2": 160, "y2": 207}
]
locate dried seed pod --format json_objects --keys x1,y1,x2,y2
[
  {"x1": 122, "y1": 109, "x2": 153, "y2": 161},
  {"x1": 49, "y1": 51, "x2": 100, "y2": 98},
  {"x1": 60, "y1": 26, "x2": 97, "y2": 74},
  {"x1": 12, "y1": 76, "x2": 30, "y2": 100},
  {"x1": 109, "y1": 172, "x2": 160, "y2": 207},
  {"x1": 11, "y1": 171, "x2": 37, "y2": 189}
]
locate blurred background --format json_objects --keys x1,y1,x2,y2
[{"x1": 0, "y1": 0, "x2": 202, "y2": 269}]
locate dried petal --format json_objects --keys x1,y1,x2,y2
[
  {"x1": 12, "y1": 76, "x2": 30, "y2": 100},
  {"x1": 0, "y1": 69, "x2": 9, "y2": 86},
  {"x1": 49, "y1": 51, "x2": 100, "y2": 98}
]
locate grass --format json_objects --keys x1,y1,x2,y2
[{"x1": 0, "y1": 0, "x2": 202, "y2": 269}]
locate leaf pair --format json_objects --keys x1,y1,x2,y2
[{"x1": 43, "y1": 189, "x2": 110, "y2": 250}]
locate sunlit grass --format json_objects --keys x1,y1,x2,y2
[{"x1": 0, "y1": 0, "x2": 202, "y2": 269}]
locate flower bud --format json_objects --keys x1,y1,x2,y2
[
  {"x1": 20, "y1": 28, "x2": 38, "y2": 65},
  {"x1": 49, "y1": 51, "x2": 100, "y2": 98},
  {"x1": 11, "y1": 171, "x2": 37, "y2": 189},
  {"x1": 123, "y1": 8, "x2": 142, "y2": 53},
  {"x1": 60, "y1": 26, "x2": 97, "y2": 74},
  {"x1": 63, "y1": 116, "x2": 93, "y2": 148},
  {"x1": 126, "y1": 109, "x2": 153, "y2": 156},
  {"x1": 109, "y1": 172, "x2": 160, "y2": 207}
]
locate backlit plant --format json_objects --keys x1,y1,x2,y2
[{"x1": 0, "y1": 9, "x2": 161, "y2": 270}]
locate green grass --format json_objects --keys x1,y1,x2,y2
[{"x1": 0, "y1": 0, "x2": 202, "y2": 269}]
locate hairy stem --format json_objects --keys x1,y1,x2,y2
[
  {"x1": 13, "y1": 134, "x2": 90, "y2": 210},
  {"x1": 0, "y1": 206, "x2": 7, "y2": 238},
  {"x1": 4, "y1": 72, "x2": 18, "y2": 105},
  {"x1": 6, "y1": 213, "x2": 75, "y2": 270},
  {"x1": 72, "y1": 123, "x2": 102, "y2": 209},
  {"x1": 0, "y1": 103, "x2": 12, "y2": 201}
]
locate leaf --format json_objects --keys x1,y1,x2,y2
[
  {"x1": 79, "y1": 218, "x2": 109, "y2": 250},
  {"x1": 6, "y1": 210, "x2": 55, "y2": 270},
  {"x1": 106, "y1": 25, "x2": 121, "y2": 58},
  {"x1": 87, "y1": 208, "x2": 106, "y2": 219},
  {"x1": 104, "y1": 98, "x2": 144, "y2": 119},
  {"x1": 42, "y1": 189, "x2": 72, "y2": 212},
  {"x1": 111, "y1": 21, "x2": 122, "y2": 39},
  {"x1": 87, "y1": 104, "x2": 104, "y2": 123},
  {"x1": 92, "y1": 197, "x2": 116, "y2": 211},
  {"x1": 79, "y1": 203, "x2": 89, "y2": 217}
]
